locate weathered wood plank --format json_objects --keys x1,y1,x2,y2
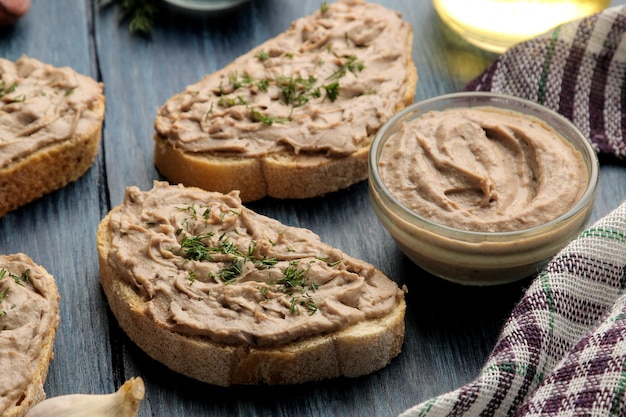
[
  {"x1": 0, "y1": 0, "x2": 114, "y2": 397},
  {"x1": 0, "y1": 0, "x2": 624, "y2": 416}
]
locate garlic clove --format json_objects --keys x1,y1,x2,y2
[{"x1": 25, "y1": 377, "x2": 145, "y2": 417}]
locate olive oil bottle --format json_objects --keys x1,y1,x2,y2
[{"x1": 433, "y1": 0, "x2": 610, "y2": 53}]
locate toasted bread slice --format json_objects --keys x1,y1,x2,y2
[
  {"x1": 0, "y1": 253, "x2": 60, "y2": 417},
  {"x1": 0, "y1": 55, "x2": 105, "y2": 217},
  {"x1": 154, "y1": 0, "x2": 417, "y2": 202},
  {"x1": 97, "y1": 182, "x2": 406, "y2": 386}
]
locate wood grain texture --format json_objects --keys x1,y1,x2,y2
[{"x1": 0, "y1": 0, "x2": 625, "y2": 416}]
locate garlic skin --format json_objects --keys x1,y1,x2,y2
[{"x1": 25, "y1": 377, "x2": 145, "y2": 417}]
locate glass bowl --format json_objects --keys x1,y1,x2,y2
[
  {"x1": 368, "y1": 92, "x2": 599, "y2": 285},
  {"x1": 161, "y1": 0, "x2": 250, "y2": 12}
]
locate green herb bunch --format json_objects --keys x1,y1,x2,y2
[
  {"x1": 97, "y1": 0, "x2": 159, "y2": 35},
  {"x1": 99, "y1": 1, "x2": 331, "y2": 36}
]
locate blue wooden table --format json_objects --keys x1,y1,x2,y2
[{"x1": 1, "y1": 1, "x2": 625, "y2": 416}]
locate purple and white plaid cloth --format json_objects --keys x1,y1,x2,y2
[
  {"x1": 400, "y1": 199, "x2": 626, "y2": 417},
  {"x1": 466, "y1": 6, "x2": 626, "y2": 162},
  {"x1": 401, "y1": 7, "x2": 626, "y2": 417}
]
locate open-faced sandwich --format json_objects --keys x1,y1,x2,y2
[
  {"x1": 0, "y1": 55, "x2": 105, "y2": 217},
  {"x1": 0, "y1": 253, "x2": 60, "y2": 417},
  {"x1": 97, "y1": 181, "x2": 406, "y2": 386},
  {"x1": 154, "y1": 0, "x2": 417, "y2": 201}
]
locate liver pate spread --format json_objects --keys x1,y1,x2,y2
[
  {"x1": 154, "y1": 0, "x2": 413, "y2": 157},
  {"x1": 378, "y1": 107, "x2": 588, "y2": 232},
  {"x1": 0, "y1": 55, "x2": 104, "y2": 169},
  {"x1": 0, "y1": 253, "x2": 58, "y2": 413},
  {"x1": 106, "y1": 182, "x2": 404, "y2": 348}
]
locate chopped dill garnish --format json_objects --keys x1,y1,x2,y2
[
  {"x1": 276, "y1": 75, "x2": 318, "y2": 107},
  {"x1": 177, "y1": 203, "x2": 199, "y2": 219},
  {"x1": 323, "y1": 82, "x2": 339, "y2": 102},
  {"x1": 202, "y1": 206, "x2": 212, "y2": 223},
  {"x1": 327, "y1": 55, "x2": 364, "y2": 80},
  {"x1": 218, "y1": 95, "x2": 249, "y2": 107},
  {"x1": 255, "y1": 78, "x2": 270, "y2": 92},
  {"x1": 188, "y1": 270, "x2": 198, "y2": 285},
  {"x1": 179, "y1": 234, "x2": 215, "y2": 261},
  {"x1": 290, "y1": 293, "x2": 318, "y2": 315},
  {"x1": 0, "y1": 268, "x2": 31, "y2": 317},
  {"x1": 215, "y1": 50, "x2": 364, "y2": 125},
  {"x1": 255, "y1": 50, "x2": 270, "y2": 61},
  {"x1": 254, "y1": 257, "x2": 279, "y2": 269},
  {"x1": 250, "y1": 108, "x2": 291, "y2": 126},
  {"x1": 277, "y1": 261, "x2": 308, "y2": 293},
  {"x1": 11, "y1": 269, "x2": 30, "y2": 286},
  {"x1": 0, "y1": 81, "x2": 17, "y2": 98},
  {"x1": 0, "y1": 287, "x2": 7, "y2": 317},
  {"x1": 216, "y1": 258, "x2": 244, "y2": 283},
  {"x1": 259, "y1": 286, "x2": 270, "y2": 297},
  {"x1": 173, "y1": 210, "x2": 320, "y2": 314}
]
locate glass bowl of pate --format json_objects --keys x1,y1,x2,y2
[{"x1": 368, "y1": 92, "x2": 599, "y2": 285}]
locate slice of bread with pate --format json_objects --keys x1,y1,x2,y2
[
  {"x1": 0, "y1": 253, "x2": 60, "y2": 417},
  {"x1": 97, "y1": 181, "x2": 406, "y2": 386},
  {"x1": 0, "y1": 55, "x2": 105, "y2": 217},
  {"x1": 154, "y1": 0, "x2": 417, "y2": 202}
]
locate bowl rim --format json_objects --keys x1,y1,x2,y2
[
  {"x1": 161, "y1": 0, "x2": 250, "y2": 12},
  {"x1": 368, "y1": 91, "x2": 600, "y2": 239}
]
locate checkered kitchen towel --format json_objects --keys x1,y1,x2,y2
[
  {"x1": 466, "y1": 6, "x2": 626, "y2": 161},
  {"x1": 400, "y1": 7, "x2": 626, "y2": 417}
]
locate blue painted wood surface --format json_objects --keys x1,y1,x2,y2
[{"x1": 0, "y1": 1, "x2": 625, "y2": 416}]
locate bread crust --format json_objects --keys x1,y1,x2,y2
[
  {"x1": 154, "y1": 137, "x2": 373, "y2": 201},
  {"x1": 0, "y1": 109, "x2": 104, "y2": 217},
  {"x1": 97, "y1": 205, "x2": 406, "y2": 386},
  {"x1": 154, "y1": 1, "x2": 417, "y2": 202},
  {"x1": 0, "y1": 256, "x2": 60, "y2": 417}
]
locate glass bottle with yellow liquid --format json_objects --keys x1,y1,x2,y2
[{"x1": 433, "y1": 0, "x2": 611, "y2": 53}]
